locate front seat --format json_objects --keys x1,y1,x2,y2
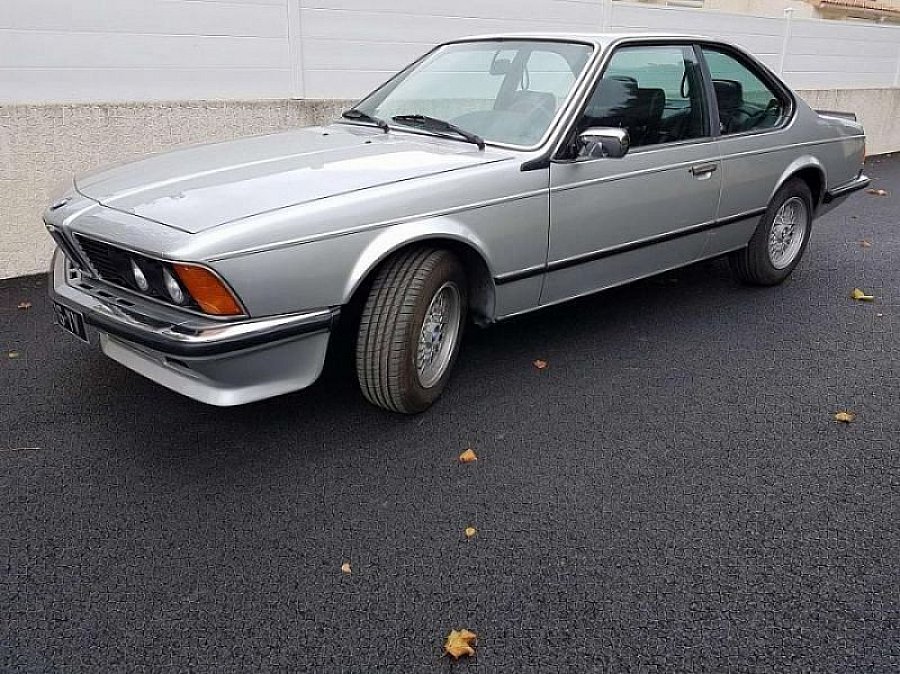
[
  {"x1": 713, "y1": 79, "x2": 744, "y2": 133},
  {"x1": 632, "y1": 87, "x2": 665, "y2": 146},
  {"x1": 505, "y1": 90, "x2": 557, "y2": 121},
  {"x1": 489, "y1": 90, "x2": 557, "y2": 144},
  {"x1": 582, "y1": 76, "x2": 639, "y2": 130}
]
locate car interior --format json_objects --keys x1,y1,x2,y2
[
  {"x1": 451, "y1": 85, "x2": 562, "y2": 146},
  {"x1": 712, "y1": 78, "x2": 785, "y2": 134},
  {"x1": 449, "y1": 47, "x2": 590, "y2": 146},
  {"x1": 578, "y1": 73, "x2": 706, "y2": 147},
  {"x1": 398, "y1": 42, "x2": 787, "y2": 148}
]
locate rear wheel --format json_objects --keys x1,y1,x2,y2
[
  {"x1": 730, "y1": 178, "x2": 813, "y2": 286},
  {"x1": 356, "y1": 247, "x2": 467, "y2": 414}
]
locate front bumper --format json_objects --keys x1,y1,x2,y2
[{"x1": 49, "y1": 249, "x2": 339, "y2": 406}]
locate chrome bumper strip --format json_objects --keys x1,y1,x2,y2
[{"x1": 49, "y1": 250, "x2": 338, "y2": 357}]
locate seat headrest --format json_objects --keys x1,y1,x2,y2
[
  {"x1": 634, "y1": 88, "x2": 665, "y2": 124},
  {"x1": 587, "y1": 77, "x2": 638, "y2": 117},
  {"x1": 713, "y1": 79, "x2": 743, "y2": 110}
]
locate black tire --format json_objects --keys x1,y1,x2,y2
[
  {"x1": 729, "y1": 178, "x2": 814, "y2": 286},
  {"x1": 356, "y1": 247, "x2": 468, "y2": 414}
]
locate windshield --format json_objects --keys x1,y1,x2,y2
[{"x1": 351, "y1": 40, "x2": 595, "y2": 148}]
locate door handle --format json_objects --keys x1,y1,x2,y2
[{"x1": 690, "y1": 163, "x2": 719, "y2": 177}]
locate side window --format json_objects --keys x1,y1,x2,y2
[
  {"x1": 702, "y1": 48, "x2": 787, "y2": 135},
  {"x1": 578, "y1": 45, "x2": 707, "y2": 149}
]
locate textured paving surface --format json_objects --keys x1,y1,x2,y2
[{"x1": 1, "y1": 157, "x2": 898, "y2": 673}]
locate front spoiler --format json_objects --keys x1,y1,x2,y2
[{"x1": 48, "y1": 249, "x2": 338, "y2": 406}]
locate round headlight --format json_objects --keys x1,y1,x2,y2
[
  {"x1": 130, "y1": 259, "x2": 150, "y2": 292},
  {"x1": 163, "y1": 269, "x2": 186, "y2": 305}
]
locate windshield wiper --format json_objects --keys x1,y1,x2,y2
[
  {"x1": 341, "y1": 108, "x2": 389, "y2": 133},
  {"x1": 392, "y1": 114, "x2": 485, "y2": 150}
]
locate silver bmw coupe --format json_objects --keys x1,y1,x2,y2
[{"x1": 47, "y1": 33, "x2": 870, "y2": 413}]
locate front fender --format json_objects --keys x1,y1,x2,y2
[
  {"x1": 343, "y1": 217, "x2": 496, "y2": 303},
  {"x1": 211, "y1": 217, "x2": 499, "y2": 318}
]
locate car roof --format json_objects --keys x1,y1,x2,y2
[{"x1": 445, "y1": 32, "x2": 717, "y2": 47}]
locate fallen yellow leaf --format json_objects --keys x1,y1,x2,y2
[
  {"x1": 459, "y1": 448, "x2": 478, "y2": 463},
  {"x1": 17, "y1": 301, "x2": 32, "y2": 310},
  {"x1": 340, "y1": 562, "x2": 352, "y2": 575},
  {"x1": 860, "y1": 240, "x2": 873, "y2": 248},
  {"x1": 465, "y1": 527, "x2": 477, "y2": 539},
  {"x1": 851, "y1": 288, "x2": 875, "y2": 302},
  {"x1": 444, "y1": 629, "x2": 477, "y2": 659},
  {"x1": 533, "y1": 359, "x2": 549, "y2": 370},
  {"x1": 834, "y1": 411, "x2": 857, "y2": 424}
]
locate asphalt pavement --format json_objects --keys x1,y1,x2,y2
[{"x1": 1, "y1": 157, "x2": 898, "y2": 673}]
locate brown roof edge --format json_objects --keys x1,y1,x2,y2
[{"x1": 815, "y1": 0, "x2": 900, "y2": 15}]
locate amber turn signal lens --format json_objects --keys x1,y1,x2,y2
[{"x1": 172, "y1": 264, "x2": 243, "y2": 316}]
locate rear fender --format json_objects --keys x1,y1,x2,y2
[{"x1": 770, "y1": 156, "x2": 826, "y2": 206}]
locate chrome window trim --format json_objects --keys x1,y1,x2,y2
[
  {"x1": 547, "y1": 36, "x2": 803, "y2": 162},
  {"x1": 627, "y1": 136, "x2": 718, "y2": 155},
  {"x1": 571, "y1": 42, "x2": 713, "y2": 153},
  {"x1": 566, "y1": 135, "x2": 719, "y2": 168},
  {"x1": 549, "y1": 36, "x2": 714, "y2": 162},
  {"x1": 696, "y1": 40, "x2": 797, "y2": 140},
  {"x1": 551, "y1": 135, "x2": 862, "y2": 193}
]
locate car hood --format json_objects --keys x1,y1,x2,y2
[{"x1": 75, "y1": 125, "x2": 513, "y2": 234}]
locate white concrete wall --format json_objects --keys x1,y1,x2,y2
[
  {"x1": 2, "y1": 0, "x2": 899, "y2": 103},
  {"x1": 0, "y1": 0, "x2": 295, "y2": 101},
  {"x1": 2, "y1": 1, "x2": 899, "y2": 279}
]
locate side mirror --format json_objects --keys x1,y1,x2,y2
[{"x1": 577, "y1": 127, "x2": 630, "y2": 160}]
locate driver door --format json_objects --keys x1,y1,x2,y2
[{"x1": 543, "y1": 43, "x2": 722, "y2": 305}]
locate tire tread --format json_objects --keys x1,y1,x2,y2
[
  {"x1": 729, "y1": 178, "x2": 813, "y2": 286},
  {"x1": 356, "y1": 247, "x2": 462, "y2": 413}
]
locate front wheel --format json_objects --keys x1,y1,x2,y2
[
  {"x1": 356, "y1": 247, "x2": 467, "y2": 414},
  {"x1": 730, "y1": 178, "x2": 814, "y2": 286}
]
